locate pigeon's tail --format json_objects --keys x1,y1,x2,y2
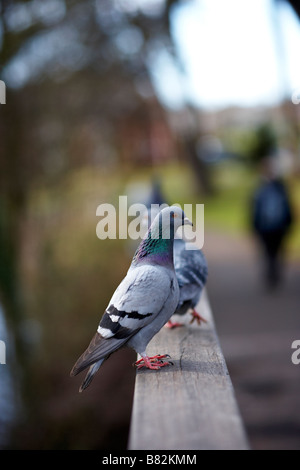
[
  {"x1": 70, "y1": 332, "x2": 131, "y2": 381},
  {"x1": 79, "y1": 359, "x2": 105, "y2": 392}
]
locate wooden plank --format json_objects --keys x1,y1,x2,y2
[{"x1": 128, "y1": 290, "x2": 249, "y2": 450}]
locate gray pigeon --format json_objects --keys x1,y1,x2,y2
[
  {"x1": 70, "y1": 206, "x2": 192, "y2": 392},
  {"x1": 168, "y1": 237, "x2": 208, "y2": 328},
  {"x1": 142, "y1": 205, "x2": 208, "y2": 328}
]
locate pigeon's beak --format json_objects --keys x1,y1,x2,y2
[{"x1": 183, "y1": 217, "x2": 193, "y2": 227}]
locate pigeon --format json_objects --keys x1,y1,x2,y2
[
  {"x1": 168, "y1": 237, "x2": 208, "y2": 328},
  {"x1": 70, "y1": 206, "x2": 192, "y2": 392},
  {"x1": 141, "y1": 205, "x2": 208, "y2": 328}
]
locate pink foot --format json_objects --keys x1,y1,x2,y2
[
  {"x1": 134, "y1": 354, "x2": 172, "y2": 370},
  {"x1": 165, "y1": 320, "x2": 184, "y2": 329},
  {"x1": 190, "y1": 309, "x2": 207, "y2": 325}
]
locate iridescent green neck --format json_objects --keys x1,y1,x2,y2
[{"x1": 132, "y1": 229, "x2": 174, "y2": 267}]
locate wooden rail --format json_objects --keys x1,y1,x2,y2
[{"x1": 128, "y1": 290, "x2": 249, "y2": 450}]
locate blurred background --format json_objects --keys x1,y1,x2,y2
[{"x1": 0, "y1": 0, "x2": 300, "y2": 450}]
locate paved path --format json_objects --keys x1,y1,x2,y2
[{"x1": 204, "y1": 231, "x2": 300, "y2": 450}]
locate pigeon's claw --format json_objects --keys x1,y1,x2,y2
[
  {"x1": 134, "y1": 354, "x2": 173, "y2": 370},
  {"x1": 190, "y1": 309, "x2": 207, "y2": 325},
  {"x1": 165, "y1": 320, "x2": 184, "y2": 329}
]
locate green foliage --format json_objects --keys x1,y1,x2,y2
[
  {"x1": 221, "y1": 123, "x2": 278, "y2": 166},
  {"x1": 245, "y1": 123, "x2": 277, "y2": 165}
]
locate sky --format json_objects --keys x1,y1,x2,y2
[{"x1": 151, "y1": 0, "x2": 300, "y2": 110}]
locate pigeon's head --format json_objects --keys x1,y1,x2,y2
[
  {"x1": 150, "y1": 205, "x2": 193, "y2": 240},
  {"x1": 133, "y1": 205, "x2": 193, "y2": 265}
]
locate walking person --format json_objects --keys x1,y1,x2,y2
[{"x1": 251, "y1": 157, "x2": 294, "y2": 288}]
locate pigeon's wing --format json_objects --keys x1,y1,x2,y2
[
  {"x1": 70, "y1": 333, "x2": 116, "y2": 377},
  {"x1": 174, "y1": 240, "x2": 208, "y2": 313},
  {"x1": 175, "y1": 245, "x2": 208, "y2": 289},
  {"x1": 70, "y1": 264, "x2": 172, "y2": 376}
]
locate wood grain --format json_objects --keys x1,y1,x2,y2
[{"x1": 128, "y1": 290, "x2": 249, "y2": 450}]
